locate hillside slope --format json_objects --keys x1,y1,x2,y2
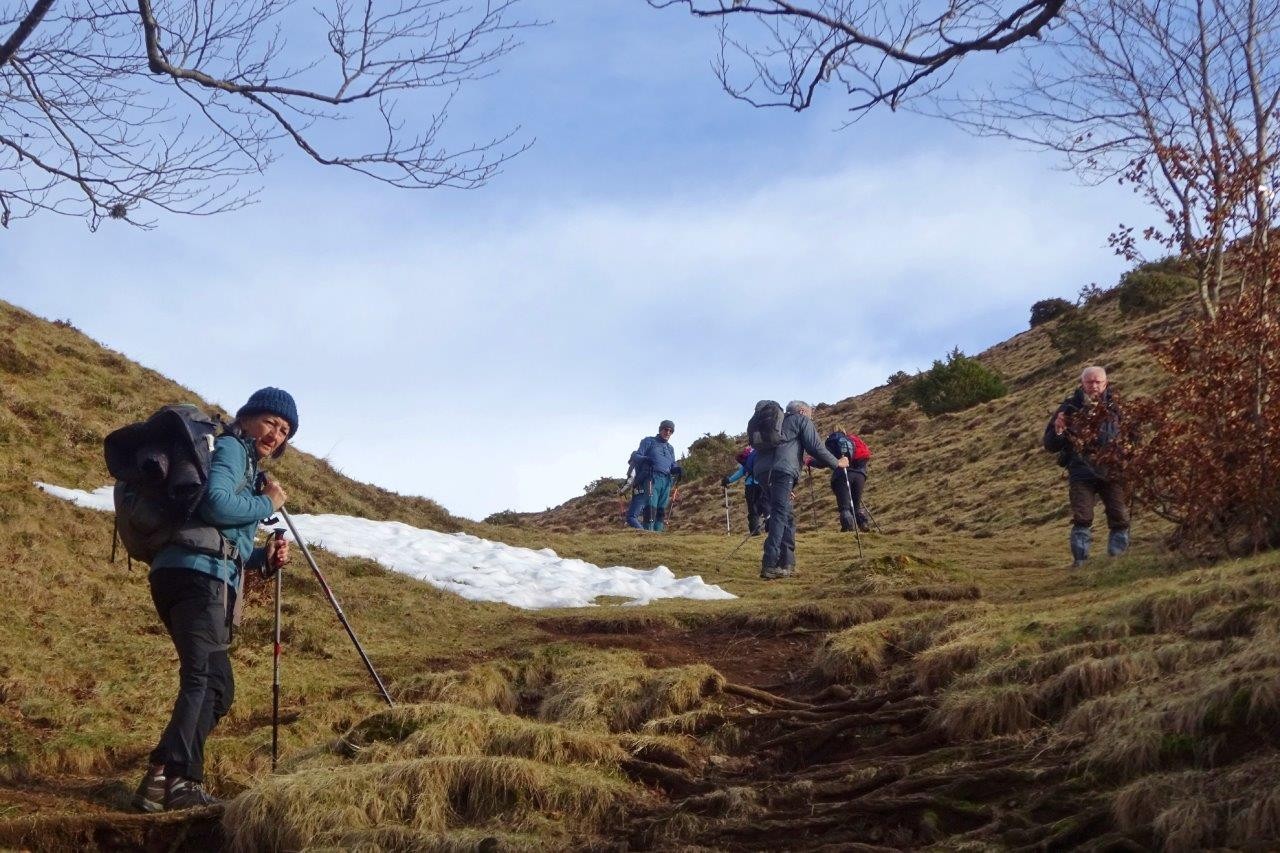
[
  {"x1": 509, "y1": 287, "x2": 1182, "y2": 539},
  {"x1": 4, "y1": 292, "x2": 1280, "y2": 853}
]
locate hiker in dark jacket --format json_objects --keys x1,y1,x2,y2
[
  {"x1": 722, "y1": 446, "x2": 767, "y2": 535},
  {"x1": 756, "y1": 402, "x2": 847, "y2": 579},
  {"x1": 134, "y1": 388, "x2": 297, "y2": 812},
  {"x1": 1043, "y1": 366, "x2": 1129, "y2": 567},
  {"x1": 624, "y1": 419, "x2": 684, "y2": 531}
]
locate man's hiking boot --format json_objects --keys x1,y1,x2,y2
[
  {"x1": 1071, "y1": 559, "x2": 1087, "y2": 569},
  {"x1": 131, "y1": 768, "x2": 165, "y2": 813},
  {"x1": 165, "y1": 777, "x2": 222, "y2": 810},
  {"x1": 760, "y1": 568, "x2": 784, "y2": 580}
]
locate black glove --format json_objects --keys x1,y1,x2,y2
[
  {"x1": 721, "y1": 476, "x2": 731, "y2": 488},
  {"x1": 671, "y1": 465, "x2": 684, "y2": 479}
]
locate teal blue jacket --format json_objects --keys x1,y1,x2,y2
[{"x1": 151, "y1": 433, "x2": 272, "y2": 593}]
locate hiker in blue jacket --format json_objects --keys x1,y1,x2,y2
[
  {"x1": 134, "y1": 388, "x2": 296, "y2": 812},
  {"x1": 721, "y1": 446, "x2": 766, "y2": 535},
  {"x1": 755, "y1": 402, "x2": 846, "y2": 579},
  {"x1": 624, "y1": 419, "x2": 684, "y2": 531},
  {"x1": 1043, "y1": 366, "x2": 1129, "y2": 567}
]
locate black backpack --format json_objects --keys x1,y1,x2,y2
[
  {"x1": 103, "y1": 405, "x2": 239, "y2": 566},
  {"x1": 748, "y1": 400, "x2": 785, "y2": 450}
]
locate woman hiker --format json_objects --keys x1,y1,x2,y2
[{"x1": 133, "y1": 387, "x2": 296, "y2": 811}]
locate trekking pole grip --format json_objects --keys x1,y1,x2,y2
[{"x1": 278, "y1": 507, "x2": 394, "y2": 707}]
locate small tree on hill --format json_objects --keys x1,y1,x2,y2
[
  {"x1": 1030, "y1": 298, "x2": 1074, "y2": 328},
  {"x1": 893, "y1": 348, "x2": 1006, "y2": 416},
  {"x1": 1048, "y1": 309, "x2": 1104, "y2": 360},
  {"x1": 1104, "y1": 286, "x2": 1280, "y2": 556}
]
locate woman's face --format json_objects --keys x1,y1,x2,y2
[{"x1": 241, "y1": 413, "x2": 291, "y2": 460}]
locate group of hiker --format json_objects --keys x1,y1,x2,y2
[
  {"x1": 624, "y1": 362, "x2": 1129, "y2": 577},
  {"x1": 115, "y1": 363, "x2": 1127, "y2": 812}
]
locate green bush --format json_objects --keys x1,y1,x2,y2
[
  {"x1": 1048, "y1": 309, "x2": 1104, "y2": 359},
  {"x1": 1029, "y1": 298, "x2": 1073, "y2": 328},
  {"x1": 1116, "y1": 269, "x2": 1195, "y2": 316},
  {"x1": 891, "y1": 348, "x2": 1007, "y2": 416},
  {"x1": 678, "y1": 432, "x2": 739, "y2": 482}
]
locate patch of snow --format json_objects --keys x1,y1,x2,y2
[{"x1": 35, "y1": 482, "x2": 736, "y2": 610}]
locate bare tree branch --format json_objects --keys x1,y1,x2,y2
[
  {"x1": 0, "y1": 0, "x2": 537, "y2": 228},
  {"x1": 648, "y1": 0, "x2": 1066, "y2": 113}
]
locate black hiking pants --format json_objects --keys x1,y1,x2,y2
[
  {"x1": 148, "y1": 567, "x2": 235, "y2": 783},
  {"x1": 762, "y1": 472, "x2": 797, "y2": 571},
  {"x1": 831, "y1": 470, "x2": 868, "y2": 531},
  {"x1": 744, "y1": 482, "x2": 765, "y2": 535}
]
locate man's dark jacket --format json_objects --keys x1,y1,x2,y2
[{"x1": 1043, "y1": 387, "x2": 1121, "y2": 482}]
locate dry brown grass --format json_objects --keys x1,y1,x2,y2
[{"x1": 222, "y1": 755, "x2": 646, "y2": 852}]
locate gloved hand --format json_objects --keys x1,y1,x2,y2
[
  {"x1": 671, "y1": 465, "x2": 684, "y2": 479},
  {"x1": 721, "y1": 476, "x2": 731, "y2": 488}
]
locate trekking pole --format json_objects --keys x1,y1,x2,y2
[
  {"x1": 862, "y1": 501, "x2": 884, "y2": 534},
  {"x1": 805, "y1": 468, "x2": 818, "y2": 529},
  {"x1": 723, "y1": 487, "x2": 731, "y2": 535},
  {"x1": 271, "y1": 528, "x2": 284, "y2": 771},
  {"x1": 279, "y1": 508, "x2": 394, "y2": 707},
  {"x1": 727, "y1": 528, "x2": 755, "y2": 558},
  {"x1": 844, "y1": 470, "x2": 863, "y2": 559}
]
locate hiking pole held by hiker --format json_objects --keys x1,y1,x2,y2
[
  {"x1": 805, "y1": 466, "x2": 818, "y2": 529},
  {"x1": 862, "y1": 502, "x2": 883, "y2": 534},
  {"x1": 271, "y1": 528, "x2": 284, "y2": 770},
  {"x1": 843, "y1": 470, "x2": 863, "y2": 559},
  {"x1": 723, "y1": 486, "x2": 731, "y2": 535},
  {"x1": 278, "y1": 507, "x2": 394, "y2": 708}
]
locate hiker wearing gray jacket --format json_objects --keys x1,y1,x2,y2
[{"x1": 757, "y1": 401, "x2": 847, "y2": 579}]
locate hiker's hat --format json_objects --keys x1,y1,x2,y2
[
  {"x1": 237, "y1": 387, "x2": 299, "y2": 439},
  {"x1": 659, "y1": 419, "x2": 675, "y2": 432}
]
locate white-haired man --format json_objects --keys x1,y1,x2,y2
[
  {"x1": 1043, "y1": 366, "x2": 1129, "y2": 567},
  {"x1": 753, "y1": 401, "x2": 847, "y2": 579}
]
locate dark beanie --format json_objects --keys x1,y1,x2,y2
[
  {"x1": 236, "y1": 387, "x2": 299, "y2": 438},
  {"x1": 659, "y1": 419, "x2": 675, "y2": 431}
]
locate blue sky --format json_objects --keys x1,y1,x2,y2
[{"x1": 4, "y1": 1, "x2": 1149, "y2": 520}]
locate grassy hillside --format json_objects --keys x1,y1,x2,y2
[
  {"x1": 2, "y1": 291, "x2": 1279, "y2": 852},
  {"x1": 509, "y1": 285, "x2": 1182, "y2": 541}
]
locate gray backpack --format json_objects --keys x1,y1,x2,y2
[{"x1": 103, "y1": 405, "x2": 239, "y2": 566}]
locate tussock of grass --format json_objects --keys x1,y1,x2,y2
[
  {"x1": 330, "y1": 703, "x2": 630, "y2": 768},
  {"x1": 325, "y1": 826, "x2": 544, "y2": 852},
  {"x1": 222, "y1": 755, "x2": 647, "y2": 852},
  {"x1": 642, "y1": 709, "x2": 728, "y2": 737},
  {"x1": 726, "y1": 598, "x2": 896, "y2": 632},
  {"x1": 813, "y1": 605, "x2": 976, "y2": 684},
  {"x1": 536, "y1": 657, "x2": 724, "y2": 733},
  {"x1": 393, "y1": 663, "x2": 520, "y2": 713},
  {"x1": 933, "y1": 685, "x2": 1037, "y2": 739}
]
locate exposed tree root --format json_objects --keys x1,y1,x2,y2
[{"x1": 723, "y1": 681, "x2": 814, "y2": 710}]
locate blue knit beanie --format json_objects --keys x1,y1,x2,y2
[{"x1": 236, "y1": 387, "x2": 299, "y2": 438}]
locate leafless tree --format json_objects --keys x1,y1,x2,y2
[
  {"x1": 0, "y1": 0, "x2": 531, "y2": 228},
  {"x1": 948, "y1": 0, "x2": 1280, "y2": 319},
  {"x1": 645, "y1": 0, "x2": 1066, "y2": 114}
]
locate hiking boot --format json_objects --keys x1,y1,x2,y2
[
  {"x1": 165, "y1": 777, "x2": 222, "y2": 810},
  {"x1": 760, "y1": 568, "x2": 784, "y2": 580},
  {"x1": 1107, "y1": 529, "x2": 1130, "y2": 557},
  {"x1": 1071, "y1": 558, "x2": 1087, "y2": 569},
  {"x1": 131, "y1": 768, "x2": 165, "y2": 813},
  {"x1": 857, "y1": 521, "x2": 871, "y2": 533}
]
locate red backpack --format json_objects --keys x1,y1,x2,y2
[{"x1": 849, "y1": 433, "x2": 871, "y2": 462}]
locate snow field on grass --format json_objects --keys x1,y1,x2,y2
[{"x1": 36, "y1": 483, "x2": 735, "y2": 609}]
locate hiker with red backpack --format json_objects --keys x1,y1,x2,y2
[
  {"x1": 819, "y1": 429, "x2": 872, "y2": 533},
  {"x1": 721, "y1": 446, "x2": 767, "y2": 535},
  {"x1": 125, "y1": 388, "x2": 297, "y2": 811}
]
